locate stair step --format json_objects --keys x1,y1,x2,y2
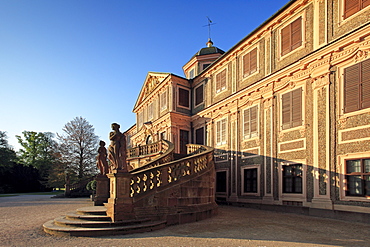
[
  {"x1": 76, "y1": 206, "x2": 107, "y2": 215},
  {"x1": 65, "y1": 212, "x2": 111, "y2": 221},
  {"x1": 54, "y1": 216, "x2": 152, "y2": 228},
  {"x1": 43, "y1": 219, "x2": 167, "y2": 237}
]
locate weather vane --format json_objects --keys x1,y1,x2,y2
[{"x1": 203, "y1": 16, "x2": 216, "y2": 40}]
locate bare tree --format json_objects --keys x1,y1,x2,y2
[{"x1": 57, "y1": 117, "x2": 99, "y2": 182}]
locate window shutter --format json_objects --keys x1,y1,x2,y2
[
  {"x1": 291, "y1": 88, "x2": 302, "y2": 128},
  {"x1": 344, "y1": 0, "x2": 360, "y2": 19},
  {"x1": 291, "y1": 17, "x2": 302, "y2": 51},
  {"x1": 250, "y1": 105, "x2": 258, "y2": 136},
  {"x1": 216, "y1": 121, "x2": 221, "y2": 144},
  {"x1": 282, "y1": 92, "x2": 291, "y2": 129},
  {"x1": 216, "y1": 73, "x2": 221, "y2": 92},
  {"x1": 220, "y1": 69, "x2": 226, "y2": 90},
  {"x1": 361, "y1": 59, "x2": 370, "y2": 109},
  {"x1": 178, "y1": 88, "x2": 189, "y2": 108},
  {"x1": 281, "y1": 24, "x2": 291, "y2": 56},
  {"x1": 244, "y1": 108, "x2": 250, "y2": 139},
  {"x1": 344, "y1": 63, "x2": 360, "y2": 113},
  {"x1": 221, "y1": 119, "x2": 226, "y2": 143},
  {"x1": 250, "y1": 48, "x2": 258, "y2": 74},
  {"x1": 362, "y1": 0, "x2": 370, "y2": 8},
  {"x1": 243, "y1": 53, "x2": 250, "y2": 76},
  {"x1": 195, "y1": 84, "x2": 204, "y2": 106}
]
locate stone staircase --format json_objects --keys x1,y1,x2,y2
[
  {"x1": 44, "y1": 141, "x2": 216, "y2": 237},
  {"x1": 43, "y1": 206, "x2": 166, "y2": 237}
]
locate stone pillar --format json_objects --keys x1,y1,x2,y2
[
  {"x1": 94, "y1": 174, "x2": 110, "y2": 206},
  {"x1": 105, "y1": 170, "x2": 134, "y2": 222}
]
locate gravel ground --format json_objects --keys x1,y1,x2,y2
[{"x1": 1, "y1": 194, "x2": 370, "y2": 247}]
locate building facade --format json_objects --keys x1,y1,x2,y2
[{"x1": 127, "y1": 0, "x2": 370, "y2": 219}]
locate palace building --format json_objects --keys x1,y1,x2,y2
[{"x1": 125, "y1": 0, "x2": 370, "y2": 220}]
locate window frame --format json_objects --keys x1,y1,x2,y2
[
  {"x1": 242, "y1": 47, "x2": 258, "y2": 78},
  {"x1": 280, "y1": 87, "x2": 303, "y2": 131},
  {"x1": 177, "y1": 86, "x2": 190, "y2": 109},
  {"x1": 215, "y1": 118, "x2": 227, "y2": 146},
  {"x1": 215, "y1": 68, "x2": 227, "y2": 94},
  {"x1": 137, "y1": 111, "x2": 143, "y2": 129},
  {"x1": 160, "y1": 90, "x2": 167, "y2": 111},
  {"x1": 345, "y1": 158, "x2": 370, "y2": 197},
  {"x1": 342, "y1": 0, "x2": 370, "y2": 20},
  {"x1": 278, "y1": 12, "x2": 306, "y2": 59},
  {"x1": 243, "y1": 104, "x2": 259, "y2": 140},
  {"x1": 147, "y1": 102, "x2": 153, "y2": 120},
  {"x1": 343, "y1": 58, "x2": 370, "y2": 114},
  {"x1": 282, "y1": 163, "x2": 303, "y2": 194},
  {"x1": 241, "y1": 165, "x2": 260, "y2": 196},
  {"x1": 194, "y1": 83, "x2": 204, "y2": 107},
  {"x1": 339, "y1": 153, "x2": 370, "y2": 202}
]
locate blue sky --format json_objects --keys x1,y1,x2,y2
[{"x1": 0, "y1": 0, "x2": 288, "y2": 150}]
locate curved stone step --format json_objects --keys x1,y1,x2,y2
[
  {"x1": 65, "y1": 212, "x2": 111, "y2": 221},
  {"x1": 43, "y1": 219, "x2": 167, "y2": 237},
  {"x1": 76, "y1": 206, "x2": 107, "y2": 215},
  {"x1": 54, "y1": 216, "x2": 151, "y2": 228}
]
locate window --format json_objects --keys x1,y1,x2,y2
[
  {"x1": 243, "y1": 105, "x2": 258, "y2": 139},
  {"x1": 148, "y1": 103, "x2": 153, "y2": 120},
  {"x1": 283, "y1": 164, "x2": 303, "y2": 193},
  {"x1": 243, "y1": 168, "x2": 258, "y2": 193},
  {"x1": 346, "y1": 158, "x2": 370, "y2": 196},
  {"x1": 243, "y1": 47, "x2": 258, "y2": 77},
  {"x1": 160, "y1": 90, "x2": 167, "y2": 111},
  {"x1": 344, "y1": 0, "x2": 370, "y2": 19},
  {"x1": 137, "y1": 111, "x2": 143, "y2": 129},
  {"x1": 195, "y1": 84, "x2": 204, "y2": 106},
  {"x1": 281, "y1": 88, "x2": 302, "y2": 130},
  {"x1": 344, "y1": 58, "x2": 370, "y2": 113},
  {"x1": 281, "y1": 17, "x2": 302, "y2": 56},
  {"x1": 195, "y1": 127, "x2": 204, "y2": 145},
  {"x1": 216, "y1": 118, "x2": 227, "y2": 146},
  {"x1": 178, "y1": 87, "x2": 190, "y2": 108},
  {"x1": 216, "y1": 171, "x2": 227, "y2": 193},
  {"x1": 216, "y1": 69, "x2": 227, "y2": 93},
  {"x1": 203, "y1": 63, "x2": 211, "y2": 70},
  {"x1": 189, "y1": 69, "x2": 195, "y2": 79}
]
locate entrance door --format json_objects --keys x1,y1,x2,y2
[{"x1": 179, "y1": 129, "x2": 189, "y2": 154}]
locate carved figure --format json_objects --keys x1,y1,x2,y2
[
  {"x1": 108, "y1": 123, "x2": 127, "y2": 171},
  {"x1": 96, "y1": 140, "x2": 109, "y2": 175}
]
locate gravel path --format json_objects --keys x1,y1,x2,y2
[{"x1": 1, "y1": 194, "x2": 370, "y2": 246}]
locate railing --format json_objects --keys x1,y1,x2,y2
[
  {"x1": 127, "y1": 140, "x2": 166, "y2": 158},
  {"x1": 130, "y1": 140, "x2": 174, "y2": 172},
  {"x1": 129, "y1": 144, "x2": 214, "y2": 198}
]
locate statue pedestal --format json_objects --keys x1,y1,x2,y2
[
  {"x1": 105, "y1": 170, "x2": 134, "y2": 222},
  {"x1": 94, "y1": 175, "x2": 110, "y2": 206}
]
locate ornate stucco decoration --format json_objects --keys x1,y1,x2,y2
[
  {"x1": 144, "y1": 76, "x2": 161, "y2": 97},
  {"x1": 354, "y1": 49, "x2": 369, "y2": 63}
]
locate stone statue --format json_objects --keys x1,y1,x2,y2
[
  {"x1": 108, "y1": 123, "x2": 127, "y2": 171},
  {"x1": 96, "y1": 140, "x2": 109, "y2": 175}
]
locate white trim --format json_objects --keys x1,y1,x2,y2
[
  {"x1": 241, "y1": 147, "x2": 260, "y2": 159},
  {"x1": 339, "y1": 124, "x2": 370, "y2": 144},
  {"x1": 215, "y1": 118, "x2": 228, "y2": 146},
  {"x1": 278, "y1": 138, "x2": 306, "y2": 154},
  {"x1": 215, "y1": 68, "x2": 227, "y2": 94},
  {"x1": 338, "y1": 0, "x2": 370, "y2": 26}
]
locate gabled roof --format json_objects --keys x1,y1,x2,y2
[{"x1": 133, "y1": 72, "x2": 170, "y2": 112}]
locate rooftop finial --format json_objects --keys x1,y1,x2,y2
[
  {"x1": 206, "y1": 38, "x2": 213, "y2": 47},
  {"x1": 203, "y1": 16, "x2": 216, "y2": 44}
]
